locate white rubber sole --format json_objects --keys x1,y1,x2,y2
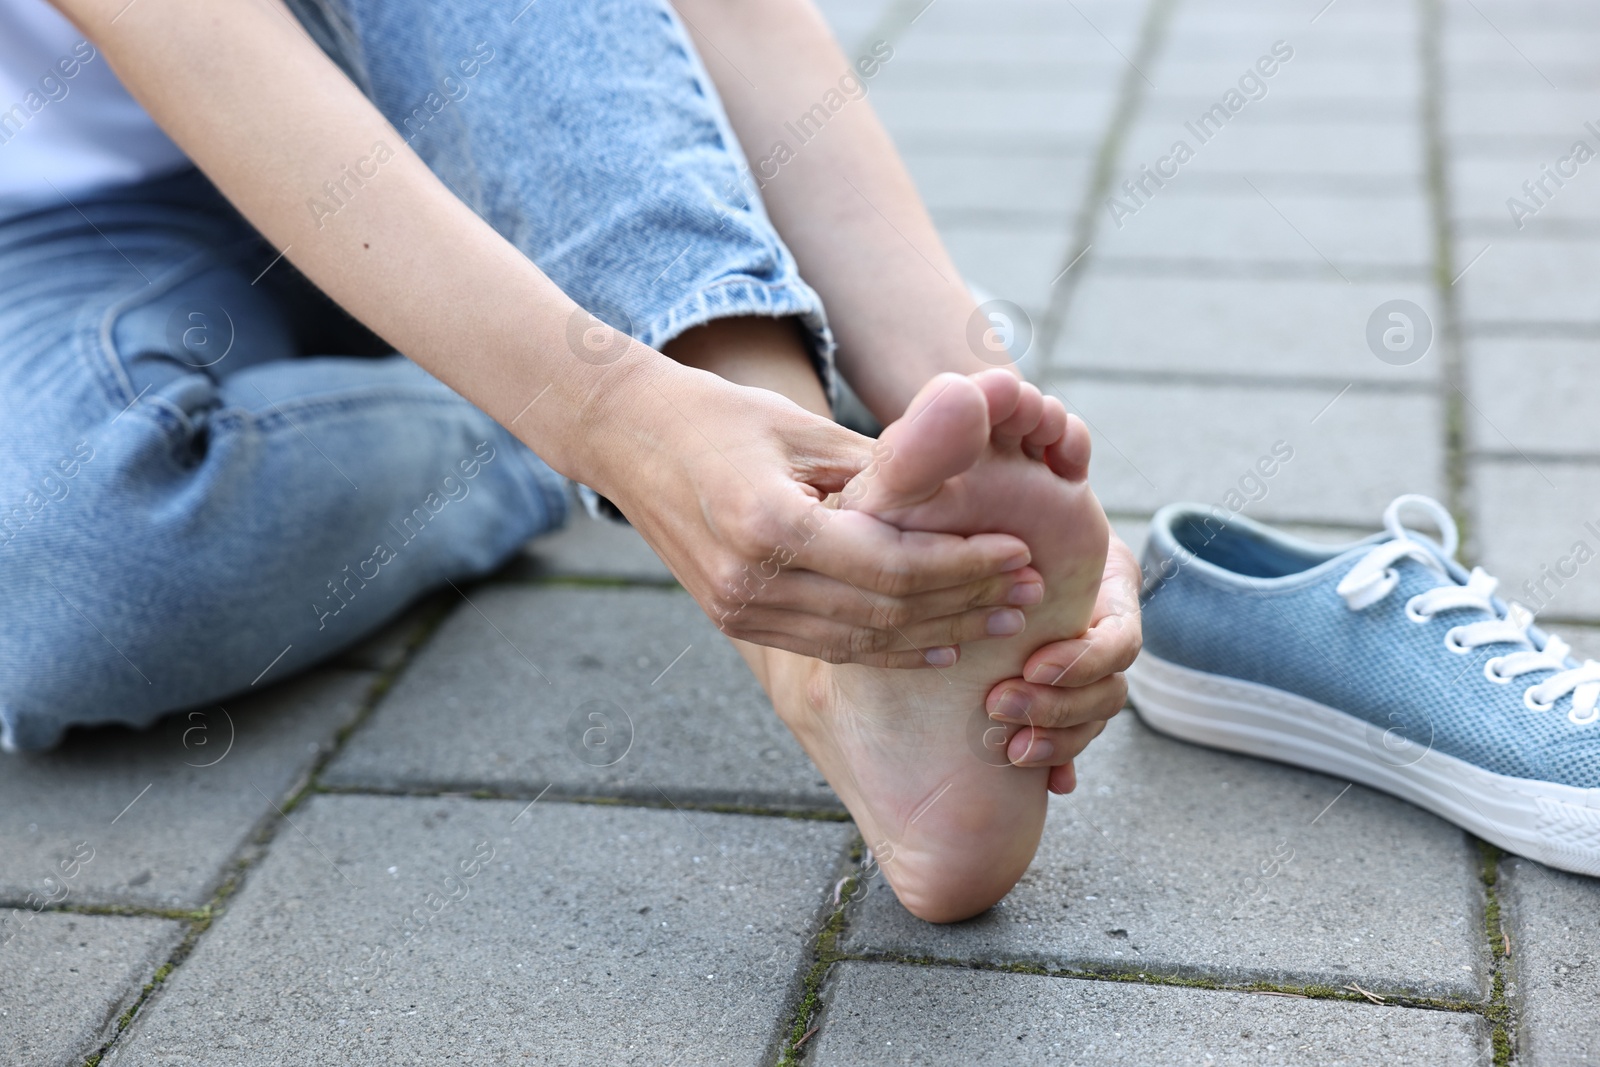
[{"x1": 1127, "y1": 651, "x2": 1600, "y2": 876}]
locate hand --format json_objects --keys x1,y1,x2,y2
[
  {"x1": 983, "y1": 532, "x2": 1143, "y2": 793},
  {"x1": 592, "y1": 359, "x2": 1039, "y2": 667}
]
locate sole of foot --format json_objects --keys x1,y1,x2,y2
[{"x1": 767, "y1": 371, "x2": 1109, "y2": 922}]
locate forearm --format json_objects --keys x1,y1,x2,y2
[
  {"x1": 671, "y1": 0, "x2": 1002, "y2": 422},
  {"x1": 50, "y1": 0, "x2": 664, "y2": 493}
]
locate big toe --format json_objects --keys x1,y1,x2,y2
[{"x1": 846, "y1": 372, "x2": 989, "y2": 513}]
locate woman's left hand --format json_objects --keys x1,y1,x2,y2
[{"x1": 983, "y1": 532, "x2": 1144, "y2": 794}]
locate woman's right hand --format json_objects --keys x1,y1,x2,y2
[{"x1": 587, "y1": 356, "x2": 1039, "y2": 668}]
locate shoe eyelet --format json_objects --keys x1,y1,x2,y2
[
  {"x1": 1524, "y1": 688, "x2": 1556, "y2": 713},
  {"x1": 1570, "y1": 704, "x2": 1600, "y2": 726},
  {"x1": 1444, "y1": 628, "x2": 1472, "y2": 655},
  {"x1": 1483, "y1": 657, "x2": 1511, "y2": 684},
  {"x1": 1405, "y1": 597, "x2": 1433, "y2": 624}
]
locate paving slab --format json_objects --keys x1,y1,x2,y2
[
  {"x1": 1446, "y1": 89, "x2": 1600, "y2": 138},
  {"x1": 323, "y1": 585, "x2": 837, "y2": 809},
  {"x1": 1047, "y1": 377, "x2": 1445, "y2": 524},
  {"x1": 1501, "y1": 857, "x2": 1600, "y2": 1066},
  {"x1": 1463, "y1": 337, "x2": 1600, "y2": 455},
  {"x1": 0, "y1": 910, "x2": 180, "y2": 1067},
  {"x1": 0, "y1": 671, "x2": 372, "y2": 910},
  {"x1": 1470, "y1": 457, "x2": 1600, "y2": 621},
  {"x1": 1449, "y1": 156, "x2": 1600, "y2": 233},
  {"x1": 843, "y1": 712, "x2": 1488, "y2": 997},
  {"x1": 513, "y1": 510, "x2": 676, "y2": 584},
  {"x1": 1118, "y1": 123, "x2": 1423, "y2": 181},
  {"x1": 941, "y1": 219, "x2": 1074, "y2": 316},
  {"x1": 1455, "y1": 239, "x2": 1600, "y2": 326},
  {"x1": 1052, "y1": 275, "x2": 1440, "y2": 383},
  {"x1": 1093, "y1": 189, "x2": 1431, "y2": 269},
  {"x1": 902, "y1": 148, "x2": 1091, "y2": 219},
  {"x1": 871, "y1": 88, "x2": 1121, "y2": 142},
  {"x1": 108, "y1": 795, "x2": 851, "y2": 1067},
  {"x1": 1150, "y1": 60, "x2": 1419, "y2": 99},
  {"x1": 809, "y1": 962, "x2": 1490, "y2": 1066}
]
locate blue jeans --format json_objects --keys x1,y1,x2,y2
[{"x1": 0, "y1": 0, "x2": 828, "y2": 751}]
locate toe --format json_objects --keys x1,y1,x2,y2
[
  {"x1": 992, "y1": 382, "x2": 1044, "y2": 445},
  {"x1": 847, "y1": 373, "x2": 989, "y2": 511},
  {"x1": 970, "y1": 368, "x2": 1023, "y2": 428},
  {"x1": 1023, "y1": 396, "x2": 1068, "y2": 458},
  {"x1": 1046, "y1": 412, "x2": 1093, "y2": 482}
]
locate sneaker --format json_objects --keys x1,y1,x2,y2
[{"x1": 1128, "y1": 494, "x2": 1600, "y2": 876}]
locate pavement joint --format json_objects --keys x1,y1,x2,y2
[
  {"x1": 1038, "y1": 0, "x2": 1179, "y2": 363},
  {"x1": 72, "y1": 604, "x2": 454, "y2": 1066}
]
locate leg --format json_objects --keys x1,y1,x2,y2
[{"x1": 0, "y1": 172, "x2": 565, "y2": 751}]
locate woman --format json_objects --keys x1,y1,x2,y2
[{"x1": 1, "y1": 0, "x2": 1139, "y2": 919}]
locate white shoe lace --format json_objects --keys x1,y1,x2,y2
[{"x1": 1333, "y1": 494, "x2": 1600, "y2": 726}]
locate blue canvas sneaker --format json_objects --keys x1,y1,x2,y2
[{"x1": 1129, "y1": 494, "x2": 1600, "y2": 876}]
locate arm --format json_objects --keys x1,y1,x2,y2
[
  {"x1": 673, "y1": 0, "x2": 1142, "y2": 787},
  {"x1": 670, "y1": 0, "x2": 998, "y2": 423},
  {"x1": 50, "y1": 0, "x2": 1031, "y2": 666}
]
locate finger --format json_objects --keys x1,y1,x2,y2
[
  {"x1": 723, "y1": 625, "x2": 962, "y2": 670},
  {"x1": 795, "y1": 508, "x2": 1031, "y2": 597},
  {"x1": 1006, "y1": 719, "x2": 1108, "y2": 768},
  {"x1": 1020, "y1": 608, "x2": 1141, "y2": 686},
  {"x1": 753, "y1": 565, "x2": 1044, "y2": 630},
  {"x1": 1048, "y1": 762, "x2": 1077, "y2": 795},
  {"x1": 986, "y1": 675, "x2": 1128, "y2": 729},
  {"x1": 734, "y1": 600, "x2": 1030, "y2": 661}
]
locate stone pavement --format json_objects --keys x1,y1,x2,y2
[{"x1": 8, "y1": 0, "x2": 1600, "y2": 1064}]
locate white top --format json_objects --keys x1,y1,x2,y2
[{"x1": 0, "y1": 0, "x2": 190, "y2": 219}]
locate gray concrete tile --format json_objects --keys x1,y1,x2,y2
[
  {"x1": 1444, "y1": 28, "x2": 1600, "y2": 67},
  {"x1": 884, "y1": 33, "x2": 1128, "y2": 72},
  {"x1": 1502, "y1": 857, "x2": 1600, "y2": 1066},
  {"x1": 0, "y1": 911, "x2": 181, "y2": 1067},
  {"x1": 1048, "y1": 378, "x2": 1445, "y2": 524},
  {"x1": 0, "y1": 671, "x2": 372, "y2": 910},
  {"x1": 1470, "y1": 458, "x2": 1600, "y2": 621},
  {"x1": 323, "y1": 585, "x2": 836, "y2": 809},
  {"x1": 1446, "y1": 90, "x2": 1600, "y2": 138},
  {"x1": 1149, "y1": 60, "x2": 1419, "y2": 100},
  {"x1": 1464, "y1": 337, "x2": 1600, "y2": 455},
  {"x1": 1450, "y1": 155, "x2": 1600, "y2": 232},
  {"x1": 1456, "y1": 239, "x2": 1600, "y2": 326},
  {"x1": 903, "y1": 148, "x2": 1091, "y2": 219},
  {"x1": 842, "y1": 713, "x2": 1489, "y2": 997},
  {"x1": 912, "y1": 0, "x2": 1147, "y2": 39},
  {"x1": 329, "y1": 593, "x2": 450, "y2": 673},
  {"x1": 871, "y1": 87, "x2": 1120, "y2": 141},
  {"x1": 513, "y1": 510, "x2": 676, "y2": 584},
  {"x1": 1094, "y1": 188, "x2": 1431, "y2": 268},
  {"x1": 1118, "y1": 122, "x2": 1423, "y2": 180},
  {"x1": 110, "y1": 795, "x2": 851, "y2": 1067},
  {"x1": 941, "y1": 218, "x2": 1074, "y2": 316},
  {"x1": 810, "y1": 962, "x2": 1490, "y2": 1066},
  {"x1": 1053, "y1": 275, "x2": 1440, "y2": 383}
]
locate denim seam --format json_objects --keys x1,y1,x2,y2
[
  {"x1": 90, "y1": 246, "x2": 253, "y2": 410},
  {"x1": 212, "y1": 387, "x2": 479, "y2": 437},
  {"x1": 641, "y1": 275, "x2": 837, "y2": 394}
]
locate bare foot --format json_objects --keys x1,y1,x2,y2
[{"x1": 758, "y1": 371, "x2": 1109, "y2": 922}]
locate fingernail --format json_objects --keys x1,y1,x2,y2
[
  {"x1": 1027, "y1": 662, "x2": 1065, "y2": 684},
  {"x1": 924, "y1": 646, "x2": 957, "y2": 667},
  {"x1": 1000, "y1": 553, "x2": 1031, "y2": 572},
  {"x1": 1006, "y1": 581, "x2": 1043, "y2": 606},
  {"x1": 991, "y1": 689, "x2": 1032, "y2": 721},
  {"x1": 987, "y1": 609, "x2": 1026, "y2": 636},
  {"x1": 1014, "y1": 736, "x2": 1053, "y2": 765}
]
